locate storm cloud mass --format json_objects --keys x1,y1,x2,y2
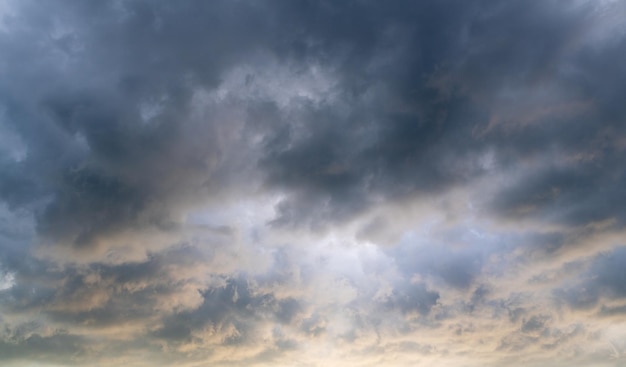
[{"x1": 1, "y1": 0, "x2": 626, "y2": 366}]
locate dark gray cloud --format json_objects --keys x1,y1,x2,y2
[
  {"x1": 1, "y1": 0, "x2": 623, "y2": 238},
  {"x1": 256, "y1": 0, "x2": 624, "y2": 230},
  {"x1": 0, "y1": 0, "x2": 273, "y2": 248}
]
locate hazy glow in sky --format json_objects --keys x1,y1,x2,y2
[{"x1": 1, "y1": 1, "x2": 626, "y2": 366}]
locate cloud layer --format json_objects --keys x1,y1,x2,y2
[{"x1": 1, "y1": 1, "x2": 626, "y2": 366}]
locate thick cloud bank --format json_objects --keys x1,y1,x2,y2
[{"x1": 1, "y1": 1, "x2": 626, "y2": 366}]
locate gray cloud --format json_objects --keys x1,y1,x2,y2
[
  {"x1": 556, "y1": 247, "x2": 626, "y2": 310},
  {"x1": 388, "y1": 232, "x2": 488, "y2": 291},
  {"x1": 0, "y1": 0, "x2": 272, "y2": 248},
  {"x1": 1, "y1": 1, "x2": 626, "y2": 366},
  {"x1": 0, "y1": 329, "x2": 86, "y2": 364},
  {"x1": 1, "y1": 0, "x2": 623, "y2": 237},
  {"x1": 384, "y1": 281, "x2": 440, "y2": 316}
]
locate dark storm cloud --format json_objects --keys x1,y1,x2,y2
[
  {"x1": 491, "y1": 154, "x2": 626, "y2": 229},
  {"x1": 257, "y1": 0, "x2": 622, "y2": 229},
  {"x1": 1, "y1": 1, "x2": 626, "y2": 365},
  {"x1": 484, "y1": 26, "x2": 626, "y2": 230},
  {"x1": 258, "y1": 0, "x2": 484, "y2": 227},
  {"x1": 1, "y1": 0, "x2": 622, "y2": 239},
  {"x1": 0, "y1": 0, "x2": 275, "y2": 247}
]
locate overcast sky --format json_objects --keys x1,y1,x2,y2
[{"x1": 1, "y1": 1, "x2": 626, "y2": 366}]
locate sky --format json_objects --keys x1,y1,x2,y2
[{"x1": 0, "y1": 0, "x2": 626, "y2": 366}]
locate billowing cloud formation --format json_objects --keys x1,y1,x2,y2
[{"x1": 1, "y1": 0, "x2": 626, "y2": 366}]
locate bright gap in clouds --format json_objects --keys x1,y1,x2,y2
[
  {"x1": 1, "y1": 1, "x2": 626, "y2": 366},
  {"x1": 0, "y1": 270, "x2": 14, "y2": 291}
]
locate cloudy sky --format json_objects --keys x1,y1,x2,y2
[{"x1": 1, "y1": 0, "x2": 626, "y2": 366}]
